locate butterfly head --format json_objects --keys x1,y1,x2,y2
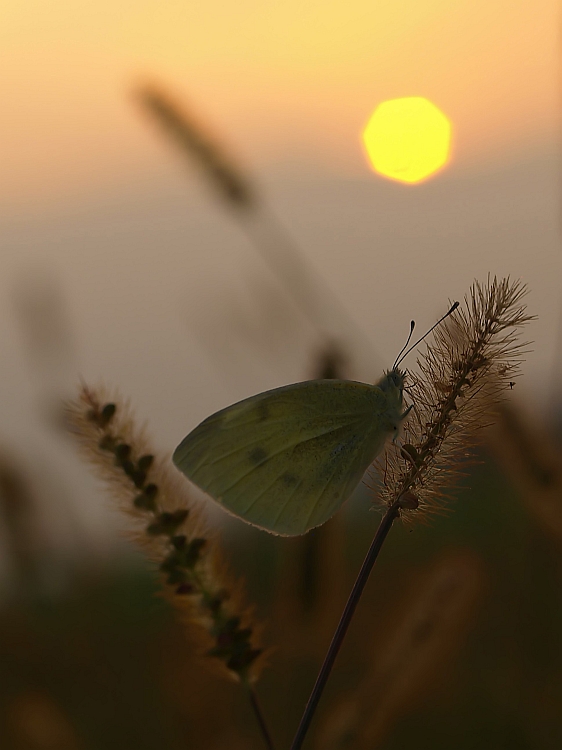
[
  {"x1": 374, "y1": 368, "x2": 411, "y2": 441},
  {"x1": 381, "y1": 302, "x2": 459, "y2": 430},
  {"x1": 377, "y1": 367, "x2": 406, "y2": 409}
]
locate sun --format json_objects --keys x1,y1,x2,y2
[{"x1": 362, "y1": 97, "x2": 452, "y2": 184}]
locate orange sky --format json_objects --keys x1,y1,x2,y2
[{"x1": 1, "y1": 0, "x2": 558, "y2": 207}]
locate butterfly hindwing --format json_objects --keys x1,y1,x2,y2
[{"x1": 173, "y1": 379, "x2": 396, "y2": 535}]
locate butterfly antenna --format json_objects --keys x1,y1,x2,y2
[
  {"x1": 392, "y1": 320, "x2": 416, "y2": 369},
  {"x1": 395, "y1": 301, "x2": 459, "y2": 368}
]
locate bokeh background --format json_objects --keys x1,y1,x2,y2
[{"x1": 1, "y1": 1, "x2": 562, "y2": 748}]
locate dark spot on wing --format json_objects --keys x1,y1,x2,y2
[
  {"x1": 249, "y1": 447, "x2": 268, "y2": 464},
  {"x1": 331, "y1": 443, "x2": 347, "y2": 458},
  {"x1": 281, "y1": 472, "x2": 298, "y2": 487},
  {"x1": 257, "y1": 403, "x2": 269, "y2": 422}
]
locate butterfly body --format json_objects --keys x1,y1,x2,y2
[{"x1": 173, "y1": 371, "x2": 406, "y2": 536}]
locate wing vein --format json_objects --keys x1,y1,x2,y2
[
  {"x1": 204, "y1": 419, "x2": 366, "y2": 479},
  {"x1": 240, "y1": 473, "x2": 290, "y2": 515},
  {"x1": 268, "y1": 474, "x2": 305, "y2": 528},
  {"x1": 302, "y1": 458, "x2": 344, "y2": 531}
]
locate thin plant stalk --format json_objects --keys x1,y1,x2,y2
[
  {"x1": 248, "y1": 685, "x2": 275, "y2": 750},
  {"x1": 291, "y1": 277, "x2": 532, "y2": 749},
  {"x1": 290, "y1": 501, "x2": 401, "y2": 750}
]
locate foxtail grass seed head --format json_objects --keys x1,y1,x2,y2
[
  {"x1": 373, "y1": 277, "x2": 533, "y2": 520},
  {"x1": 315, "y1": 552, "x2": 484, "y2": 750},
  {"x1": 8, "y1": 691, "x2": 83, "y2": 750},
  {"x1": 359, "y1": 552, "x2": 484, "y2": 747},
  {"x1": 136, "y1": 84, "x2": 256, "y2": 209},
  {"x1": 488, "y1": 403, "x2": 562, "y2": 544},
  {"x1": 66, "y1": 386, "x2": 264, "y2": 684}
]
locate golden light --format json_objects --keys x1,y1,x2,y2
[{"x1": 362, "y1": 97, "x2": 452, "y2": 184}]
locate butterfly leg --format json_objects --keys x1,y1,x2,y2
[{"x1": 391, "y1": 405, "x2": 413, "y2": 443}]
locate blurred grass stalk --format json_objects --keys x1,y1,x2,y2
[
  {"x1": 7, "y1": 690, "x2": 84, "y2": 750},
  {"x1": 134, "y1": 82, "x2": 379, "y2": 380},
  {"x1": 290, "y1": 277, "x2": 532, "y2": 750},
  {"x1": 12, "y1": 271, "x2": 76, "y2": 431},
  {"x1": 0, "y1": 453, "x2": 45, "y2": 597},
  {"x1": 487, "y1": 402, "x2": 562, "y2": 543},
  {"x1": 285, "y1": 347, "x2": 351, "y2": 619},
  {"x1": 66, "y1": 387, "x2": 274, "y2": 749},
  {"x1": 316, "y1": 552, "x2": 484, "y2": 750}
]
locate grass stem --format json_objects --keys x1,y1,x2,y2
[
  {"x1": 290, "y1": 502, "x2": 400, "y2": 750},
  {"x1": 247, "y1": 685, "x2": 275, "y2": 750}
]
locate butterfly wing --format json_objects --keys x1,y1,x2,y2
[{"x1": 173, "y1": 379, "x2": 396, "y2": 536}]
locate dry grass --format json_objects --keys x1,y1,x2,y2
[
  {"x1": 375, "y1": 276, "x2": 533, "y2": 520},
  {"x1": 65, "y1": 386, "x2": 265, "y2": 685}
]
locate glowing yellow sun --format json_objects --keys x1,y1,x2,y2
[{"x1": 362, "y1": 97, "x2": 452, "y2": 184}]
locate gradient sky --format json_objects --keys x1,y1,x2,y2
[{"x1": 1, "y1": 0, "x2": 558, "y2": 206}]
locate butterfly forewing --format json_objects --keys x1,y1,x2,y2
[{"x1": 173, "y1": 379, "x2": 397, "y2": 536}]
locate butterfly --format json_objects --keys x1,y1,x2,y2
[
  {"x1": 173, "y1": 304, "x2": 457, "y2": 536},
  {"x1": 173, "y1": 370, "x2": 406, "y2": 536}
]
